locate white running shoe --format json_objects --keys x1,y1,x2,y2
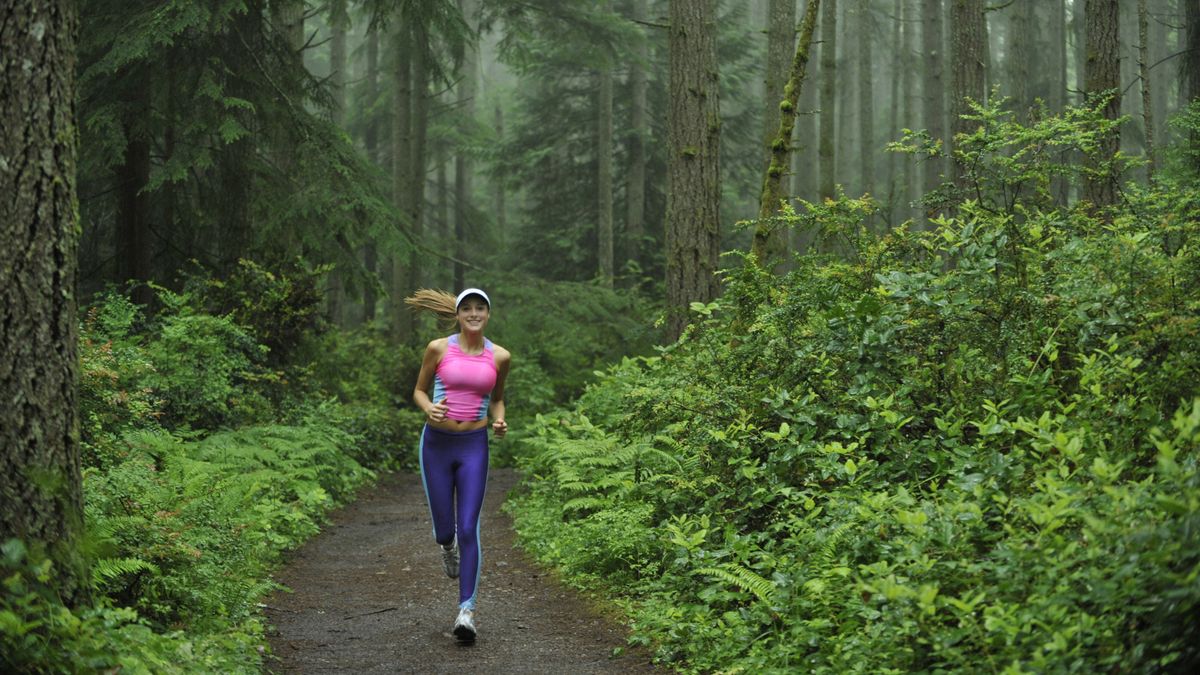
[
  {"x1": 453, "y1": 607, "x2": 476, "y2": 642},
  {"x1": 441, "y1": 542, "x2": 459, "y2": 579}
]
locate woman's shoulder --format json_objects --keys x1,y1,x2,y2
[
  {"x1": 425, "y1": 336, "x2": 450, "y2": 355},
  {"x1": 489, "y1": 342, "x2": 511, "y2": 365}
]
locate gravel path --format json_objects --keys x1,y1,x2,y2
[{"x1": 264, "y1": 468, "x2": 661, "y2": 674}]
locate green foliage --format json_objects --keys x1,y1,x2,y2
[
  {"x1": 33, "y1": 272, "x2": 404, "y2": 672},
  {"x1": 506, "y1": 101, "x2": 1200, "y2": 672}
]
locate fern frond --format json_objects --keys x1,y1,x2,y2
[
  {"x1": 92, "y1": 556, "x2": 160, "y2": 586},
  {"x1": 694, "y1": 563, "x2": 776, "y2": 604}
]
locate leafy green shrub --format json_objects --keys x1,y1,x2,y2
[
  {"x1": 141, "y1": 293, "x2": 272, "y2": 429},
  {"x1": 79, "y1": 293, "x2": 165, "y2": 468},
  {"x1": 507, "y1": 99, "x2": 1200, "y2": 672}
]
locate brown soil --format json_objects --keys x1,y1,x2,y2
[{"x1": 264, "y1": 468, "x2": 662, "y2": 674}]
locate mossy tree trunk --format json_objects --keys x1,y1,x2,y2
[
  {"x1": 754, "y1": 0, "x2": 821, "y2": 271},
  {"x1": 1, "y1": 0, "x2": 90, "y2": 608}
]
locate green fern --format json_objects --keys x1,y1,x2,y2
[
  {"x1": 694, "y1": 563, "x2": 776, "y2": 604},
  {"x1": 92, "y1": 556, "x2": 160, "y2": 587}
]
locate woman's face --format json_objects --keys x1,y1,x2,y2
[{"x1": 456, "y1": 296, "x2": 490, "y2": 333}]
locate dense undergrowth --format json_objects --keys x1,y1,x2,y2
[
  {"x1": 2, "y1": 259, "x2": 649, "y2": 672},
  {"x1": 507, "y1": 101, "x2": 1200, "y2": 672}
]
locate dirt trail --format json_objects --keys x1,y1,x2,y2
[{"x1": 264, "y1": 468, "x2": 660, "y2": 674}]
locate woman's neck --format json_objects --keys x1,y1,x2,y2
[{"x1": 458, "y1": 331, "x2": 485, "y2": 354}]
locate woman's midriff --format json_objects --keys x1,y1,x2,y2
[{"x1": 427, "y1": 417, "x2": 488, "y2": 433}]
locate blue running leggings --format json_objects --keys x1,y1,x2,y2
[{"x1": 419, "y1": 425, "x2": 489, "y2": 610}]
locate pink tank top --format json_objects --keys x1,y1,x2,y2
[{"x1": 433, "y1": 334, "x2": 498, "y2": 421}]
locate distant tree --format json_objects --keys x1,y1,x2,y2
[
  {"x1": 856, "y1": 0, "x2": 875, "y2": 198},
  {"x1": 626, "y1": 0, "x2": 651, "y2": 273},
  {"x1": 1083, "y1": 0, "x2": 1120, "y2": 209},
  {"x1": 1183, "y1": 0, "x2": 1200, "y2": 172},
  {"x1": 455, "y1": 0, "x2": 478, "y2": 291},
  {"x1": 950, "y1": 0, "x2": 986, "y2": 184},
  {"x1": 1138, "y1": 0, "x2": 1156, "y2": 178},
  {"x1": 1, "y1": 0, "x2": 90, "y2": 607},
  {"x1": 597, "y1": 0, "x2": 615, "y2": 287},
  {"x1": 819, "y1": 0, "x2": 838, "y2": 199},
  {"x1": 666, "y1": 0, "x2": 721, "y2": 339},
  {"x1": 755, "y1": 0, "x2": 821, "y2": 269},
  {"x1": 922, "y1": 0, "x2": 946, "y2": 199},
  {"x1": 756, "y1": 0, "x2": 800, "y2": 263}
]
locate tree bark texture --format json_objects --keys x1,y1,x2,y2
[
  {"x1": 819, "y1": 0, "x2": 838, "y2": 199},
  {"x1": 856, "y1": 0, "x2": 874, "y2": 199},
  {"x1": 455, "y1": 0, "x2": 478, "y2": 292},
  {"x1": 392, "y1": 20, "x2": 415, "y2": 340},
  {"x1": 116, "y1": 71, "x2": 153, "y2": 306},
  {"x1": 1138, "y1": 0, "x2": 1156, "y2": 179},
  {"x1": 901, "y1": 0, "x2": 916, "y2": 216},
  {"x1": 362, "y1": 26, "x2": 380, "y2": 324},
  {"x1": 627, "y1": 0, "x2": 650, "y2": 272},
  {"x1": 755, "y1": 0, "x2": 821, "y2": 269},
  {"x1": 597, "y1": 18, "x2": 615, "y2": 287},
  {"x1": 922, "y1": 0, "x2": 946, "y2": 198},
  {"x1": 407, "y1": 25, "x2": 430, "y2": 333},
  {"x1": 494, "y1": 103, "x2": 507, "y2": 248},
  {"x1": 1007, "y1": 1, "x2": 1032, "y2": 111},
  {"x1": 328, "y1": 0, "x2": 349, "y2": 325},
  {"x1": 1083, "y1": 0, "x2": 1120, "y2": 209},
  {"x1": 666, "y1": 0, "x2": 721, "y2": 340},
  {"x1": 755, "y1": 0, "x2": 800, "y2": 266},
  {"x1": 1185, "y1": 0, "x2": 1200, "y2": 104},
  {"x1": 763, "y1": 0, "x2": 798, "y2": 171},
  {"x1": 950, "y1": 0, "x2": 986, "y2": 184},
  {"x1": 0, "y1": 0, "x2": 89, "y2": 607}
]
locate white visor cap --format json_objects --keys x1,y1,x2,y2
[{"x1": 455, "y1": 288, "x2": 491, "y2": 311}]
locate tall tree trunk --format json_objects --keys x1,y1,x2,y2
[
  {"x1": 764, "y1": 0, "x2": 798, "y2": 170},
  {"x1": 758, "y1": 0, "x2": 800, "y2": 264},
  {"x1": 666, "y1": 0, "x2": 721, "y2": 340},
  {"x1": 856, "y1": 0, "x2": 874, "y2": 201},
  {"x1": 1083, "y1": 0, "x2": 1121, "y2": 209},
  {"x1": 327, "y1": 0, "x2": 349, "y2": 326},
  {"x1": 116, "y1": 74, "x2": 153, "y2": 307},
  {"x1": 1, "y1": 0, "x2": 89, "y2": 608},
  {"x1": 950, "y1": 0, "x2": 986, "y2": 185},
  {"x1": 888, "y1": 0, "x2": 903, "y2": 220},
  {"x1": 1138, "y1": 0, "x2": 1156, "y2": 179},
  {"x1": 627, "y1": 0, "x2": 650, "y2": 273},
  {"x1": 1007, "y1": 1, "x2": 1032, "y2": 113},
  {"x1": 407, "y1": 26, "x2": 430, "y2": 334},
  {"x1": 597, "y1": 37, "x2": 615, "y2": 287},
  {"x1": 901, "y1": 0, "x2": 917, "y2": 220},
  {"x1": 392, "y1": 21, "x2": 414, "y2": 341},
  {"x1": 455, "y1": 0, "x2": 478, "y2": 292},
  {"x1": 362, "y1": 26, "x2": 379, "y2": 324},
  {"x1": 1052, "y1": 0, "x2": 1067, "y2": 112},
  {"x1": 1073, "y1": 0, "x2": 1087, "y2": 105},
  {"x1": 330, "y1": 0, "x2": 347, "y2": 126},
  {"x1": 819, "y1": 0, "x2": 838, "y2": 199},
  {"x1": 273, "y1": 0, "x2": 305, "y2": 53},
  {"x1": 1184, "y1": 0, "x2": 1200, "y2": 103},
  {"x1": 494, "y1": 103, "x2": 506, "y2": 248},
  {"x1": 922, "y1": 0, "x2": 946, "y2": 201},
  {"x1": 755, "y1": 0, "x2": 821, "y2": 269}
]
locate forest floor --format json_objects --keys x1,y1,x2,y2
[{"x1": 263, "y1": 468, "x2": 661, "y2": 674}]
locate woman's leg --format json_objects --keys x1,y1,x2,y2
[
  {"x1": 419, "y1": 426, "x2": 456, "y2": 547},
  {"x1": 453, "y1": 434, "x2": 489, "y2": 610}
]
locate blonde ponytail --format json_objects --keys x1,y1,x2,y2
[{"x1": 404, "y1": 288, "x2": 457, "y2": 320}]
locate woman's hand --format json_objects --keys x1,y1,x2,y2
[
  {"x1": 491, "y1": 418, "x2": 508, "y2": 438},
  {"x1": 426, "y1": 399, "x2": 450, "y2": 424}
]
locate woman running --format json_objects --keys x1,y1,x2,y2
[{"x1": 407, "y1": 288, "x2": 510, "y2": 642}]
